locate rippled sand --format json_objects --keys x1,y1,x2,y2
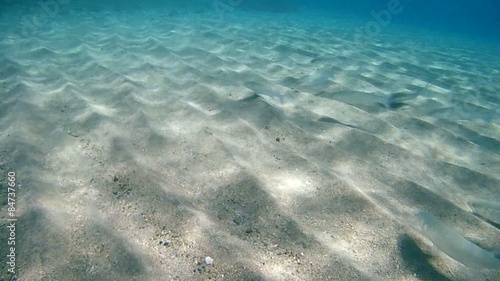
[{"x1": 0, "y1": 7, "x2": 499, "y2": 281}]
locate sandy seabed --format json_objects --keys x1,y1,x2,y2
[{"x1": 0, "y1": 7, "x2": 499, "y2": 281}]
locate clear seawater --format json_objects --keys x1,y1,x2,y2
[
  {"x1": 2, "y1": 0, "x2": 500, "y2": 41},
  {"x1": 1, "y1": 0, "x2": 499, "y2": 280}
]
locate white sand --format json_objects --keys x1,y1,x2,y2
[{"x1": 0, "y1": 7, "x2": 499, "y2": 281}]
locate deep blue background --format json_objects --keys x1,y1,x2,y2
[
  {"x1": 2, "y1": 0, "x2": 499, "y2": 40},
  {"x1": 307, "y1": 0, "x2": 500, "y2": 40}
]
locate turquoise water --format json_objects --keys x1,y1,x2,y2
[
  {"x1": 3, "y1": 1, "x2": 499, "y2": 40},
  {"x1": 1, "y1": 1, "x2": 499, "y2": 280}
]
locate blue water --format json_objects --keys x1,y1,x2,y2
[
  {"x1": 1, "y1": 0, "x2": 500, "y2": 280},
  {"x1": 309, "y1": 0, "x2": 500, "y2": 41},
  {"x1": 1, "y1": 0, "x2": 498, "y2": 50},
  {"x1": 2, "y1": 1, "x2": 499, "y2": 41}
]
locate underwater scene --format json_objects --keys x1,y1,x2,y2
[{"x1": 0, "y1": 0, "x2": 499, "y2": 280}]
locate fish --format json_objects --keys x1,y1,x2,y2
[
  {"x1": 379, "y1": 91, "x2": 420, "y2": 110},
  {"x1": 243, "y1": 81, "x2": 286, "y2": 104},
  {"x1": 468, "y1": 199, "x2": 500, "y2": 226},
  {"x1": 415, "y1": 210, "x2": 500, "y2": 270},
  {"x1": 316, "y1": 83, "x2": 429, "y2": 111},
  {"x1": 379, "y1": 83, "x2": 430, "y2": 110}
]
